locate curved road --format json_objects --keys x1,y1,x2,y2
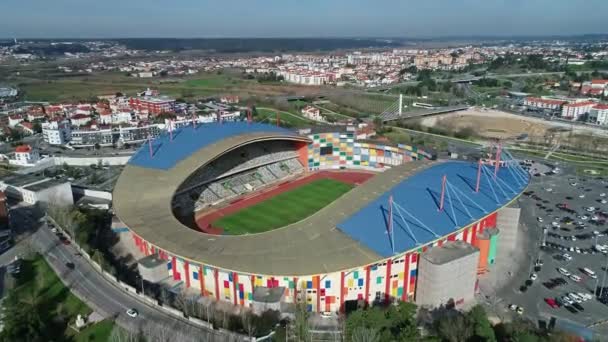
[{"x1": 6, "y1": 208, "x2": 240, "y2": 342}]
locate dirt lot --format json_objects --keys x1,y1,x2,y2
[{"x1": 415, "y1": 108, "x2": 608, "y2": 140}]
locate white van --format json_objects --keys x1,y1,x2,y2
[{"x1": 583, "y1": 268, "x2": 597, "y2": 279}]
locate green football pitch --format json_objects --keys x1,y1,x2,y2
[{"x1": 213, "y1": 178, "x2": 354, "y2": 235}]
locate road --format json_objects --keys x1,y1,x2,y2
[{"x1": 4, "y1": 208, "x2": 237, "y2": 342}]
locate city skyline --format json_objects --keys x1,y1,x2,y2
[{"x1": 1, "y1": 0, "x2": 607, "y2": 39}]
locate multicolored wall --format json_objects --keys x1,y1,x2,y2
[
  {"x1": 307, "y1": 132, "x2": 432, "y2": 170},
  {"x1": 132, "y1": 211, "x2": 499, "y2": 313}
]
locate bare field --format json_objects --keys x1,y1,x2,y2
[{"x1": 415, "y1": 108, "x2": 608, "y2": 140}]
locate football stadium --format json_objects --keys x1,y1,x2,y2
[{"x1": 113, "y1": 121, "x2": 529, "y2": 313}]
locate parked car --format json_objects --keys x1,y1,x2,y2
[
  {"x1": 126, "y1": 309, "x2": 139, "y2": 318},
  {"x1": 544, "y1": 298, "x2": 559, "y2": 308}
]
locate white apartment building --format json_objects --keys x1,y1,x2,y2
[
  {"x1": 42, "y1": 120, "x2": 72, "y2": 145},
  {"x1": 0, "y1": 175, "x2": 73, "y2": 206},
  {"x1": 99, "y1": 111, "x2": 133, "y2": 125},
  {"x1": 523, "y1": 97, "x2": 566, "y2": 111},
  {"x1": 561, "y1": 101, "x2": 596, "y2": 119},
  {"x1": 11, "y1": 145, "x2": 40, "y2": 166},
  {"x1": 589, "y1": 104, "x2": 608, "y2": 125},
  {"x1": 70, "y1": 128, "x2": 114, "y2": 147}
]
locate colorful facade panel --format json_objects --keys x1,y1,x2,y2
[
  {"x1": 307, "y1": 133, "x2": 431, "y2": 170},
  {"x1": 132, "y1": 210, "x2": 498, "y2": 313}
]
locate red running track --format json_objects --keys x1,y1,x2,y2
[{"x1": 195, "y1": 170, "x2": 375, "y2": 235}]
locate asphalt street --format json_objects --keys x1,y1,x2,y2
[{"x1": 3, "y1": 208, "x2": 237, "y2": 342}]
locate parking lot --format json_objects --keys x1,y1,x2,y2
[{"x1": 506, "y1": 160, "x2": 608, "y2": 335}]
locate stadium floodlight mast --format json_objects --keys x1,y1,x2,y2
[
  {"x1": 494, "y1": 143, "x2": 502, "y2": 178},
  {"x1": 147, "y1": 134, "x2": 154, "y2": 158},
  {"x1": 438, "y1": 175, "x2": 447, "y2": 212},
  {"x1": 476, "y1": 159, "x2": 482, "y2": 193},
  {"x1": 192, "y1": 112, "x2": 197, "y2": 129},
  {"x1": 389, "y1": 195, "x2": 395, "y2": 254}
]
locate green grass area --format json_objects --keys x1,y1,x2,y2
[
  {"x1": 184, "y1": 74, "x2": 250, "y2": 88},
  {"x1": 75, "y1": 319, "x2": 115, "y2": 342},
  {"x1": 214, "y1": 178, "x2": 354, "y2": 234},
  {"x1": 255, "y1": 108, "x2": 313, "y2": 127},
  {"x1": 0, "y1": 254, "x2": 100, "y2": 341}
]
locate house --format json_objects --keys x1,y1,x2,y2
[
  {"x1": 301, "y1": 105, "x2": 325, "y2": 121},
  {"x1": 70, "y1": 114, "x2": 92, "y2": 127},
  {"x1": 74, "y1": 104, "x2": 93, "y2": 116},
  {"x1": 220, "y1": 95, "x2": 240, "y2": 104},
  {"x1": 18, "y1": 122, "x2": 34, "y2": 135},
  {"x1": 8, "y1": 115, "x2": 23, "y2": 128},
  {"x1": 27, "y1": 111, "x2": 46, "y2": 122},
  {"x1": 11, "y1": 145, "x2": 40, "y2": 166}
]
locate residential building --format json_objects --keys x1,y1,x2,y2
[
  {"x1": 523, "y1": 97, "x2": 567, "y2": 111},
  {"x1": 220, "y1": 95, "x2": 239, "y2": 104},
  {"x1": 118, "y1": 124, "x2": 162, "y2": 144},
  {"x1": 301, "y1": 105, "x2": 325, "y2": 121},
  {"x1": 42, "y1": 120, "x2": 72, "y2": 145},
  {"x1": 70, "y1": 127, "x2": 114, "y2": 147},
  {"x1": 129, "y1": 96, "x2": 176, "y2": 115},
  {"x1": 561, "y1": 101, "x2": 596, "y2": 120},
  {"x1": 0, "y1": 174, "x2": 73, "y2": 206},
  {"x1": 18, "y1": 122, "x2": 34, "y2": 135},
  {"x1": 99, "y1": 111, "x2": 132, "y2": 125},
  {"x1": 589, "y1": 104, "x2": 608, "y2": 125},
  {"x1": 11, "y1": 145, "x2": 40, "y2": 166},
  {"x1": 70, "y1": 113, "x2": 92, "y2": 127},
  {"x1": 8, "y1": 114, "x2": 23, "y2": 128}
]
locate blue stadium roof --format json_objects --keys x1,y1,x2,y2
[
  {"x1": 128, "y1": 122, "x2": 298, "y2": 170},
  {"x1": 337, "y1": 161, "x2": 528, "y2": 257}
]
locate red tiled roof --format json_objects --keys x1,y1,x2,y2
[
  {"x1": 71, "y1": 114, "x2": 90, "y2": 120},
  {"x1": 526, "y1": 97, "x2": 567, "y2": 105},
  {"x1": 564, "y1": 101, "x2": 596, "y2": 108},
  {"x1": 20, "y1": 122, "x2": 33, "y2": 129},
  {"x1": 15, "y1": 145, "x2": 31, "y2": 153},
  {"x1": 591, "y1": 79, "x2": 608, "y2": 85},
  {"x1": 593, "y1": 104, "x2": 608, "y2": 110}
]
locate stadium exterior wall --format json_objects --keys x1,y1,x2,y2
[
  {"x1": 123, "y1": 129, "x2": 516, "y2": 313},
  {"x1": 131, "y1": 209, "x2": 505, "y2": 313}
]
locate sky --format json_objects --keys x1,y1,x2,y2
[{"x1": 1, "y1": 0, "x2": 607, "y2": 39}]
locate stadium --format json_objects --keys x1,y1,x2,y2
[{"x1": 113, "y1": 121, "x2": 529, "y2": 313}]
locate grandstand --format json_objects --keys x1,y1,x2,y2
[{"x1": 114, "y1": 122, "x2": 528, "y2": 313}]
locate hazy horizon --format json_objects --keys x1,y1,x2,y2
[{"x1": 1, "y1": 0, "x2": 607, "y2": 39}]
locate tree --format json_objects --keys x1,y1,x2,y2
[
  {"x1": 294, "y1": 291, "x2": 310, "y2": 342},
  {"x1": 241, "y1": 311, "x2": 257, "y2": 339},
  {"x1": 32, "y1": 121, "x2": 42, "y2": 134},
  {"x1": 467, "y1": 305, "x2": 496, "y2": 342},
  {"x1": 109, "y1": 326, "x2": 143, "y2": 342},
  {"x1": 351, "y1": 327, "x2": 379, "y2": 342},
  {"x1": 8, "y1": 129, "x2": 22, "y2": 142},
  {"x1": 345, "y1": 302, "x2": 418, "y2": 341},
  {"x1": 434, "y1": 312, "x2": 473, "y2": 342}
]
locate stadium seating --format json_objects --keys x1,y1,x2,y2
[
  {"x1": 172, "y1": 140, "x2": 307, "y2": 211},
  {"x1": 178, "y1": 141, "x2": 300, "y2": 192}
]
